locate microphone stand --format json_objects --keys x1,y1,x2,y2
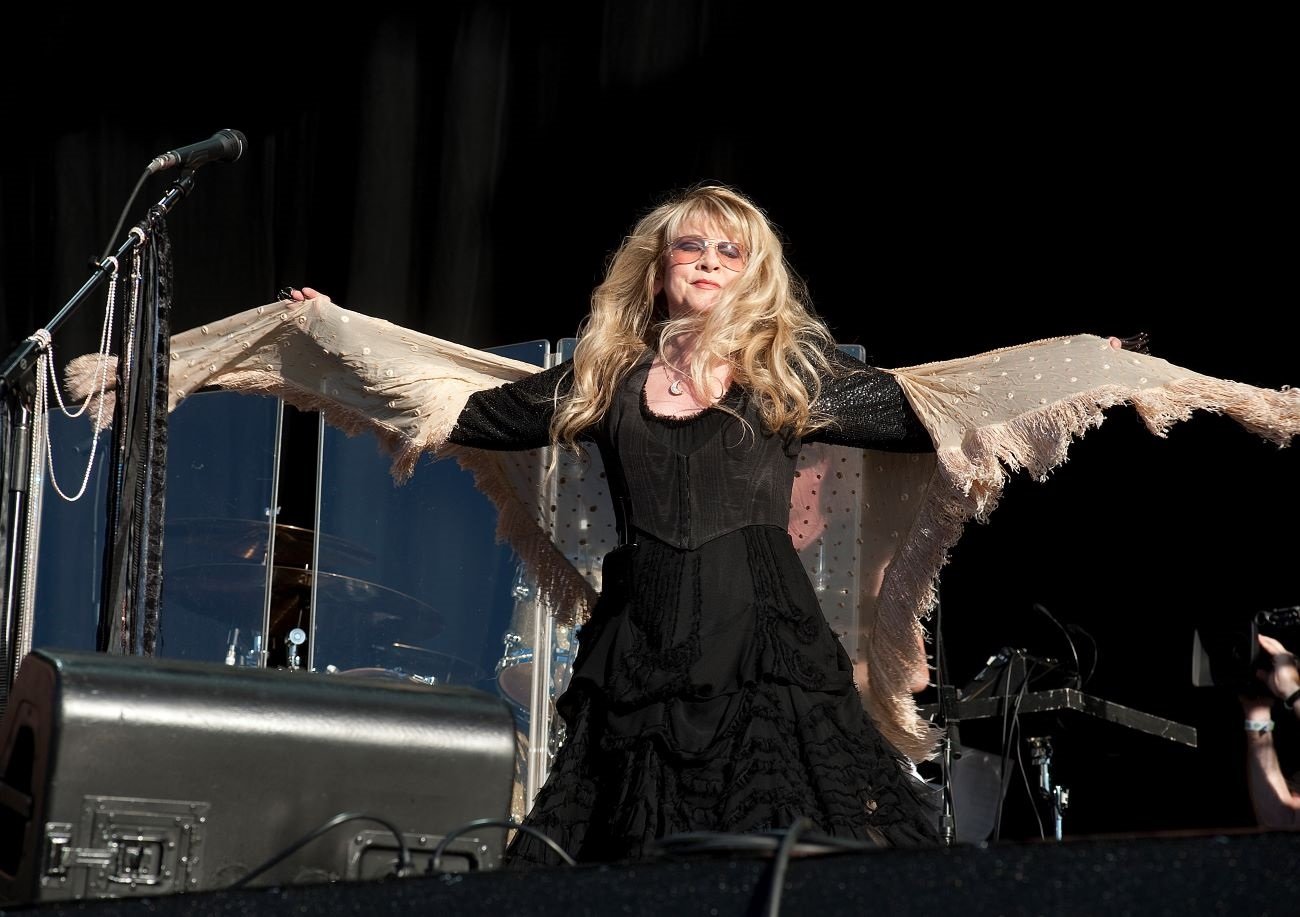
[
  {"x1": 0, "y1": 172, "x2": 195, "y2": 705},
  {"x1": 930, "y1": 593, "x2": 960, "y2": 846}
]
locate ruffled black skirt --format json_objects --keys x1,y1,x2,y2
[{"x1": 505, "y1": 524, "x2": 939, "y2": 866}]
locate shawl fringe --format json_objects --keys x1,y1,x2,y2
[{"x1": 866, "y1": 374, "x2": 1300, "y2": 762}]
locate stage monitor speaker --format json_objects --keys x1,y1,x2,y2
[{"x1": 0, "y1": 648, "x2": 517, "y2": 905}]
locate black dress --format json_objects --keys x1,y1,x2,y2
[{"x1": 449, "y1": 349, "x2": 940, "y2": 865}]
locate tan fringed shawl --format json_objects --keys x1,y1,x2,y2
[{"x1": 65, "y1": 294, "x2": 1300, "y2": 762}]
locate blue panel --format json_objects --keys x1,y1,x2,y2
[
  {"x1": 31, "y1": 415, "x2": 111, "y2": 652},
  {"x1": 154, "y1": 391, "x2": 280, "y2": 662},
  {"x1": 311, "y1": 340, "x2": 550, "y2": 692},
  {"x1": 32, "y1": 390, "x2": 281, "y2": 662}
]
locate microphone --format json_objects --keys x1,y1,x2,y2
[
  {"x1": 968, "y1": 647, "x2": 1016, "y2": 686},
  {"x1": 146, "y1": 129, "x2": 247, "y2": 174}
]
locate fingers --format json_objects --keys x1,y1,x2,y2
[
  {"x1": 1259, "y1": 634, "x2": 1288, "y2": 654},
  {"x1": 277, "y1": 286, "x2": 321, "y2": 302},
  {"x1": 1108, "y1": 332, "x2": 1152, "y2": 354},
  {"x1": 1258, "y1": 634, "x2": 1299, "y2": 671}
]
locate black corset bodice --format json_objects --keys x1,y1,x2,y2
[{"x1": 596, "y1": 361, "x2": 797, "y2": 549}]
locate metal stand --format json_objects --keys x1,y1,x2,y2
[
  {"x1": 919, "y1": 686, "x2": 1196, "y2": 840},
  {"x1": 0, "y1": 172, "x2": 198, "y2": 706},
  {"x1": 1026, "y1": 735, "x2": 1068, "y2": 841},
  {"x1": 936, "y1": 684, "x2": 960, "y2": 845}
]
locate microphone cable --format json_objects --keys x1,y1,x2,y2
[{"x1": 227, "y1": 811, "x2": 411, "y2": 889}]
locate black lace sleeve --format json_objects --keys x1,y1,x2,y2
[
  {"x1": 805, "y1": 348, "x2": 934, "y2": 452},
  {"x1": 447, "y1": 362, "x2": 574, "y2": 450}
]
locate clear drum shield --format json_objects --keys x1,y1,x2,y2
[
  {"x1": 32, "y1": 390, "x2": 281, "y2": 663},
  {"x1": 157, "y1": 391, "x2": 282, "y2": 664},
  {"x1": 30, "y1": 411, "x2": 111, "y2": 653},
  {"x1": 311, "y1": 340, "x2": 554, "y2": 822}
]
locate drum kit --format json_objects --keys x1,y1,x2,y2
[
  {"x1": 161, "y1": 517, "x2": 575, "y2": 825},
  {"x1": 163, "y1": 518, "x2": 445, "y2": 668}
]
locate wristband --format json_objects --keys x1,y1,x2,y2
[
  {"x1": 1245, "y1": 719, "x2": 1275, "y2": 732},
  {"x1": 1284, "y1": 688, "x2": 1300, "y2": 707}
]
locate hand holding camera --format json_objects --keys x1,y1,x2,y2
[{"x1": 1254, "y1": 633, "x2": 1300, "y2": 709}]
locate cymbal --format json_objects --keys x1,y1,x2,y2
[
  {"x1": 377, "y1": 641, "x2": 489, "y2": 685},
  {"x1": 161, "y1": 563, "x2": 442, "y2": 644},
  {"x1": 351, "y1": 645, "x2": 491, "y2": 686},
  {"x1": 165, "y1": 516, "x2": 376, "y2": 568}
]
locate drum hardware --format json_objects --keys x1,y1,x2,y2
[
  {"x1": 511, "y1": 569, "x2": 531, "y2": 602},
  {"x1": 494, "y1": 564, "x2": 576, "y2": 713},
  {"x1": 222, "y1": 628, "x2": 265, "y2": 668},
  {"x1": 812, "y1": 542, "x2": 831, "y2": 593},
  {"x1": 287, "y1": 627, "x2": 307, "y2": 670},
  {"x1": 497, "y1": 565, "x2": 538, "y2": 709}
]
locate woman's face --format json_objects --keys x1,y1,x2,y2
[{"x1": 655, "y1": 218, "x2": 747, "y2": 319}]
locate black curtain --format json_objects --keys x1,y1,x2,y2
[{"x1": 1, "y1": 3, "x2": 1296, "y2": 836}]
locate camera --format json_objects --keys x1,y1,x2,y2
[{"x1": 1192, "y1": 605, "x2": 1300, "y2": 695}]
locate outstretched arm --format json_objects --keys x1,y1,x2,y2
[
  {"x1": 283, "y1": 285, "x2": 570, "y2": 452},
  {"x1": 1241, "y1": 634, "x2": 1300, "y2": 828},
  {"x1": 66, "y1": 288, "x2": 546, "y2": 480},
  {"x1": 805, "y1": 348, "x2": 935, "y2": 451}
]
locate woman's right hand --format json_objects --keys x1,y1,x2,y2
[{"x1": 284, "y1": 284, "x2": 322, "y2": 301}]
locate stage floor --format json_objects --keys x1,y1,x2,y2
[{"x1": 3, "y1": 828, "x2": 1296, "y2": 916}]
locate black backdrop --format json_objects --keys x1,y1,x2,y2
[{"x1": 2, "y1": 5, "x2": 1295, "y2": 838}]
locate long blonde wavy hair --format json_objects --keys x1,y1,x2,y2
[{"x1": 551, "y1": 183, "x2": 842, "y2": 450}]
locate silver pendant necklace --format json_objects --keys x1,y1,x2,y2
[{"x1": 665, "y1": 362, "x2": 686, "y2": 396}]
